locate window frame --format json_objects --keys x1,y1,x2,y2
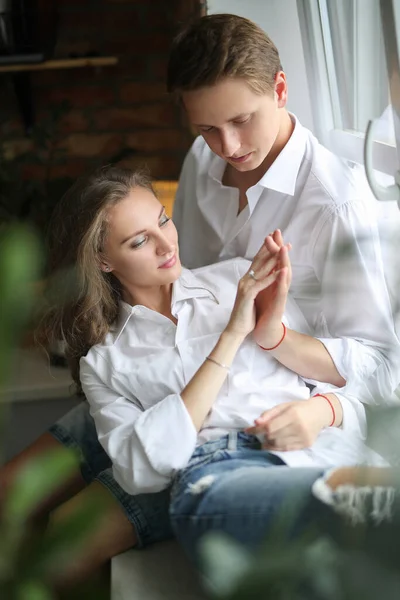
[{"x1": 297, "y1": 0, "x2": 399, "y2": 176}]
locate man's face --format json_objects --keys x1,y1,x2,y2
[{"x1": 182, "y1": 76, "x2": 287, "y2": 172}]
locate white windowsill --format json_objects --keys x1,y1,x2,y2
[
  {"x1": 0, "y1": 348, "x2": 74, "y2": 403},
  {"x1": 329, "y1": 129, "x2": 398, "y2": 176}
]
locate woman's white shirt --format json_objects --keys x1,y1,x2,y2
[{"x1": 80, "y1": 259, "x2": 385, "y2": 496}]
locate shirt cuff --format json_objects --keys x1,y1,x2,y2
[
  {"x1": 317, "y1": 337, "x2": 379, "y2": 384},
  {"x1": 333, "y1": 391, "x2": 367, "y2": 439},
  {"x1": 134, "y1": 393, "x2": 198, "y2": 477},
  {"x1": 312, "y1": 384, "x2": 367, "y2": 440}
]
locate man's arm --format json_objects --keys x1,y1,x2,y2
[{"x1": 312, "y1": 195, "x2": 400, "y2": 404}]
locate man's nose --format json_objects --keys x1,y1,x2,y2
[{"x1": 220, "y1": 128, "x2": 240, "y2": 157}]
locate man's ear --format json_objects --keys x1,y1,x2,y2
[{"x1": 274, "y1": 71, "x2": 288, "y2": 108}]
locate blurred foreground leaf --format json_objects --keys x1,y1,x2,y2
[
  {"x1": 0, "y1": 225, "x2": 42, "y2": 382},
  {"x1": 32, "y1": 490, "x2": 108, "y2": 579},
  {"x1": 0, "y1": 224, "x2": 107, "y2": 598},
  {"x1": 200, "y1": 528, "x2": 400, "y2": 600},
  {"x1": 4, "y1": 448, "x2": 80, "y2": 525},
  {"x1": 366, "y1": 406, "x2": 400, "y2": 466},
  {"x1": 16, "y1": 580, "x2": 53, "y2": 600},
  {"x1": 199, "y1": 533, "x2": 252, "y2": 596}
]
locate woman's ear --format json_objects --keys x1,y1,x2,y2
[
  {"x1": 99, "y1": 254, "x2": 113, "y2": 273},
  {"x1": 100, "y1": 263, "x2": 112, "y2": 273}
]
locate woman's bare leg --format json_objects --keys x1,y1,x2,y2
[
  {"x1": 48, "y1": 481, "x2": 137, "y2": 587},
  {"x1": 0, "y1": 432, "x2": 87, "y2": 518},
  {"x1": 1, "y1": 434, "x2": 138, "y2": 588}
]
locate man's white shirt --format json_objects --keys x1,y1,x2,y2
[
  {"x1": 81, "y1": 259, "x2": 385, "y2": 496},
  {"x1": 173, "y1": 115, "x2": 400, "y2": 405}
]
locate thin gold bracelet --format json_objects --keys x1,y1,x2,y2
[{"x1": 206, "y1": 355, "x2": 230, "y2": 371}]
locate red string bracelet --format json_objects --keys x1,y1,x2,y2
[
  {"x1": 314, "y1": 394, "x2": 335, "y2": 427},
  {"x1": 258, "y1": 323, "x2": 287, "y2": 351}
]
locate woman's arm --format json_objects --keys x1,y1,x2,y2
[
  {"x1": 181, "y1": 244, "x2": 285, "y2": 430},
  {"x1": 80, "y1": 364, "x2": 197, "y2": 495}
]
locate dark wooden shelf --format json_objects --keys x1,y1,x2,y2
[
  {"x1": 1, "y1": 57, "x2": 119, "y2": 133},
  {"x1": 0, "y1": 56, "x2": 118, "y2": 73}
]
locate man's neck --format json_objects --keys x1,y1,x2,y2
[{"x1": 224, "y1": 110, "x2": 295, "y2": 193}]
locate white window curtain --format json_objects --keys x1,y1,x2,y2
[{"x1": 297, "y1": 0, "x2": 399, "y2": 179}]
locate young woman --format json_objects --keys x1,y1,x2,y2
[{"x1": 35, "y1": 166, "x2": 388, "y2": 566}]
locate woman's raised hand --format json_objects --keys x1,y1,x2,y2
[{"x1": 224, "y1": 242, "x2": 285, "y2": 340}]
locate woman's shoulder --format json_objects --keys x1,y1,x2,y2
[{"x1": 80, "y1": 306, "x2": 131, "y2": 371}]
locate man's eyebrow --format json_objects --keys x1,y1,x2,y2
[
  {"x1": 120, "y1": 206, "x2": 164, "y2": 245},
  {"x1": 196, "y1": 113, "x2": 250, "y2": 127},
  {"x1": 228, "y1": 113, "x2": 250, "y2": 122}
]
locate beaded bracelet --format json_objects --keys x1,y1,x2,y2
[{"x1": 258, "y1": 323, "x2": 287, "y2": 351}]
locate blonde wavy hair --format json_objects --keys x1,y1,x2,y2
[{"x1": 36, "y1": 165, "x2": 154, "y2": 392}]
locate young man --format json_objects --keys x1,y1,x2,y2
[
  {"x1": 168, "y1": 14, "x2": 399, "y2": 406},
  {"x1": 1, "y1": 13, "x2": 398, "y2": 585}
]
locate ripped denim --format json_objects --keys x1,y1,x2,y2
[{"x1": 170, "y1": 432, "x2": 329, "y2": 563}]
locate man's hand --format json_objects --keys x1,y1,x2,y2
[
  {"x1": 253, "y1": 230, "x2": 292, "y2": 348},
  {"x1": 245, "y1": 395, "x2": 341, "y2": 451}
]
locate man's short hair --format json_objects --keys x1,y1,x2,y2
[{"x1": 167, "y1": 13, "x2": 283, "y2": 97}]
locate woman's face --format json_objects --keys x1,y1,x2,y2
[{"x1": 101, "y1": 187, "x2": 181, "y2": 292}]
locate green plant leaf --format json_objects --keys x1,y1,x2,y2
[
  {"x1": 3, "y1": 448, "x2": 80, "y2": 526},
  {"x1": 198, "y1": 532, "x2": 252, "y2": 597},
  {"x1": 366, "y1": 406, "x2": 400, "y2": 466},
  {"x1": 0, "y1": 449, "x2": 82, "y2": 576},
  {"x1": 31, "y1": 492, "x2": 107, "y2": 578},
  {"x1": 15, "y1": 579, "x2": 53, "y2": 600},
  {"x1": 0, "y1": 225, "x2": 42, "y2": 381}
]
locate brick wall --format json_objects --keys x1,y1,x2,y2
[{"x1": 0, "y1": 0, "x2": 204, "y2": 227}]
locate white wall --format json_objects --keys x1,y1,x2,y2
[{"x1": 207, "y1": 0, "x2": 316, "y2": 134}]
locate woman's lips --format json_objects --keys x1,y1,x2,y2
[{"x1": 159, "y1": 254, "x2": 177, "y2": 269}]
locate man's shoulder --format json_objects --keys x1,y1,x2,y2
[{"x1": 302, "y1": 131, "x2": 372, "y2": 209}]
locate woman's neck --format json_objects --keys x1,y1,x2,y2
[{"x1": 123, "y1": 283, "x2": 175, "y2": 322}]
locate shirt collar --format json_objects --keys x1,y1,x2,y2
[
  {"x1": 257, "y1": 114, "x2": 306, "y2": 195},
  {"x1": 172, "y1": 267, "x2": 220, "y2": 306},
  {"x1": 208, "y1": 113, "x2": 307, "y2": 196},
  {"x1": 209, "y1": 151, "x2": 226, "y2": 185},
  {"x1": 112, "y1": 268, "x2": 220, "y2": 341}
]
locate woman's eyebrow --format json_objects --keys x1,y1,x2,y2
[{"x1": 120, "y1": 207, "x2": 164, "y2": 245}]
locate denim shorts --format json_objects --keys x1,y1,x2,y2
[{"x1": 49, "y1": 401, "x2": 173, "y2": 548}]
